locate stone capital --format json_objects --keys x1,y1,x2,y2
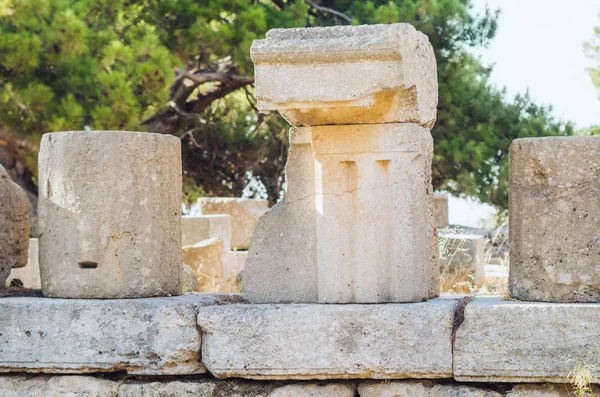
[{"x1": 251, "y1": 23, "x2": 438, "y2": 127}]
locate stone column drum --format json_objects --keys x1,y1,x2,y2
[
  {"x1": 244, "y1": 23, "x2": 440, "y2": 303},
  {"x1": 38, "y1": 131, "x2": 182, "y2": 298},
  {"x1": 509, "y1": 137, "x2": 600, "y2": 302}
]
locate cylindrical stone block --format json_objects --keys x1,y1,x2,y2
[
  {"x1": 38, "y1": 131, "x2": 182, "y2": 298},
  {"x1": 509, "y1": 137, "x2": 600, "y2": 302}
]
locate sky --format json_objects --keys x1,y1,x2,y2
[{"x1": 449, "y1": 0, "x2": 600, "y2": 227}]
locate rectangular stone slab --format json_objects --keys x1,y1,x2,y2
[
  {"x1": 251, "y1": 23, "x2": 438, "y2": 127},
  {"x1": 198, "y1": 298, "x2": 458, "y2": 379},
  {"x1": 0, "y1": 293, "x2": 237, "y2": 375},
  {"x1": 454, "y1": 297, "x2": 600, "y2": 383}
]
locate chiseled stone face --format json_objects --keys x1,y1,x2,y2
[
  {"x1": 38, "y1": 131, "x2": 182, "y2": 298},
  {"x1": 198, "y1": 299, "x2": 458, "y2": 380},
  {"x1": 244, "y1": 124, "x2": 439, "y2": 303},
  {"x1": 312, "y1": 123, "x2": 438, "y2": 303},
  {"x1": 251, "y1": 24, "x2": 438, "y2": 128},
  {"x1": 454, "y1": 297, "x2": 600, "y2": 383},
  {"x1": 0, "y1": 164, "x2": 29, "y2": 287},
  {"x1": 509, "y1": 137, "x2": 600, "y2": 302},
  {"x1": 198, "y1": 197, "x2": 268, "y2": 250},
  {"x1": 182, "y1": 214, "x2": 232, "y2": 251}
]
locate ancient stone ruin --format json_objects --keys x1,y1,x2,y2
[
  {"x1": 0, "y1": 23, "x2": 600, "y2": 396},
  {"x1": 245, "y1": 24, "x2": 440, "y2": 304}
]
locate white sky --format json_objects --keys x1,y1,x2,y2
[
  {"x1": 450, "y1": 0, "x2": 600, "y2": 227},
  {"x1": 473, "y1": 0, "x2": 600, "y2": 129}
]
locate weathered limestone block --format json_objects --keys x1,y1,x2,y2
[
  {"x1": 358, "y1": 381, "x2": 502, "y2": 397},
  {"x1": 0, "y1": 376, "x2": 356, "y2": 397},
  {"x1": 434, "y1": 193, "x2": 449, "y2": 228},
  {"x1": 0, "y1": 294, "x2": 236, "y2": 375},
  {"x1": 244, "y1": 124, "x2": 439, "y2": 303},
  {"x1": 509, "y1": 137, "x2": 600, "y2": 302},
  {"x1": 0, "y1": 375, "x2": 116, "y2": 397},
  {"x1": 454, "y1": 297, "x2": 600, "y2": 383},
  {"x1": 251, "y1": 24, "x2": 438, "y2": 127},
  {"x1": 439, "y1": 233, "x2": 485, "y2": 287},
  {"x1": 198, "y1": 298, "x2": 458, "y2": 379},
  {"x1": 0, "y1": 164, "x2": 29, "y2": 287},
  {"x1": 199, "y1": 197, "x2": 268, "y2": 250},
  {"x1": 183, "y1": 238, "x2": 224, "y2": 290},
  {"x1": 223, "y1": 250, "x2": 247, "y2": 279},
  {"x1": 182, "y1": 214, "x2": 232, "y2": 251},
  {"x1": 244, "y1": 128, "x2": 318, "y2": 303},
  {"x1": 312, "y1": 123, "x2": 439, "y2": 303},
  {"x1": 6, "y1": 238, "x2": 40, "y2": 289},
  {"x1": 38, "y1": 131, "x2": 182, "y2": 298}
]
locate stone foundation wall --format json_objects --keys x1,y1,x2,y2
[{"x1": 0, "y1": 292, "x2": 598, "y2": 396}]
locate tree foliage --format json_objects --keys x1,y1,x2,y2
[{"x1": 0, "y1": 0, "x2": 572, "y2": 208}]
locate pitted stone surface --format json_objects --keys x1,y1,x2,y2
[
  {"x1": 0, "y1": 376, "x2": 356, "y2": 396},
  {"x1": 0, "y1": 164, "x2": 29, "y2": 287},
  {"x1": 311, "y1": 124, "x2": 439, "y2": 303},
  {"x1": 0, "y1": 375, "x2": 116, "y2": 397},
  {"x1": 0, "y1": 293, "x2": 237, "y2": 375},
  {"x1": 198, "y1": 197, "x2": 268, "y2": 250},
  {"x1": 182, "y1": 214, "x2": 232, "y2": 251},
  {"x1": 251, "y1": 23, "x2": 438, "y2": 127},
  {"x1": 454, "y1": 297, "x2": 600, "y2": 383},
  {"x1": 359, "y1": 382, "x2": 502, "y2": 397},
  {"x1": 38, "y1": 131, "x2": 182, "y2": 298},
  {"x1": 198, "y1": 298, "x2": 458, "y2": 379},
  {"x1": 509, "y1": 137, "x2": 600, "y2": 302}
]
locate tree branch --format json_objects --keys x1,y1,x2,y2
[{"x1": 305, "y1": 0, "x2": 352, "y2": 24}]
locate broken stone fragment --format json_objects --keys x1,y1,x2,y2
[
  {"x1": 509, "y1": 136, "x2": 600, "y2": 302},
  {"x1": 0, "y1": 163, "x2": 29, "y2": 288},
  {"x1": 38, "y1": 131, "x2": 182, "y2": 298},
  {"x1": 251, "y1": 23, "x2": 438, "y2": 127}
]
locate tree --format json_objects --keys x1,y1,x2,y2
[{"x1": 0, "y1": 0, "x2": 572, "y2": 208}]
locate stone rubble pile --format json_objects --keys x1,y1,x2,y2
[{"x1": 0, "y1": 22, "x2": 599, "y2": 397}]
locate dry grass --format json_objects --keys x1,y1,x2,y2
[
  {"x1": 197, "y1": 271, "x2": 242, "y2": 293},
  {"x1": 440, "y1": 222, "x2": 509, "y2": 296},
  {"x1": 569, "y1": 364, "x2": 599, "y2": 397}
]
